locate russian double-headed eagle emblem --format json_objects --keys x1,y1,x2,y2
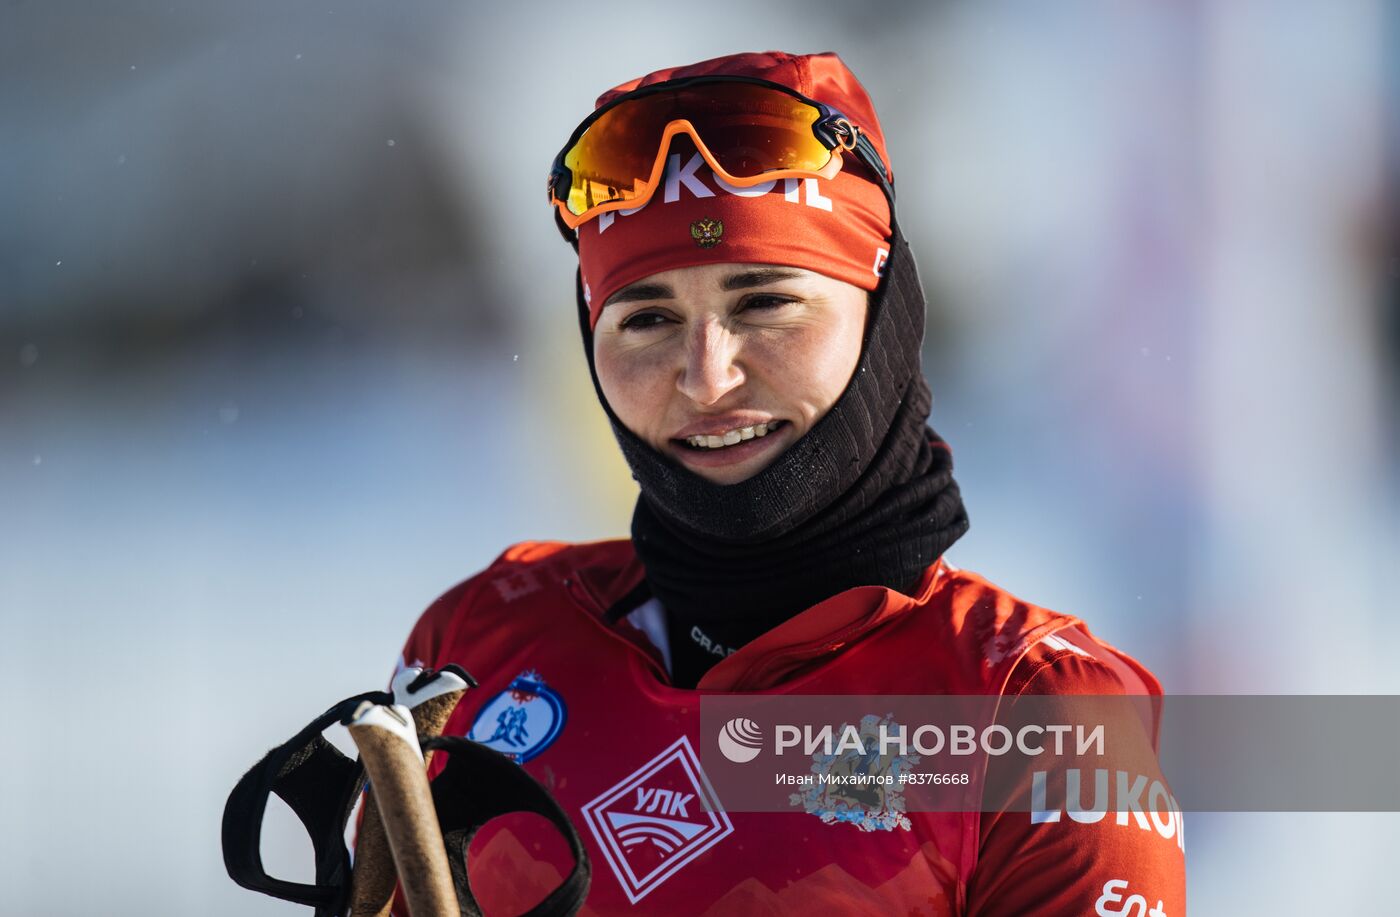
[{"x1": 690, "y1": 217, "x2": 723, "y2": 248}]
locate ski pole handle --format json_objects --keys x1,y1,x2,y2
[
  {"x1": 350, "y1": 666, "x2": 472, "y2": 917},
  {"x1": 346, "y1": 701, "x2": 456, "y2": 917}
]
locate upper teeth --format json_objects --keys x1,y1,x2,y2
[{"x1": 686, "y1": 422, "x2": 778, "y2": 449}]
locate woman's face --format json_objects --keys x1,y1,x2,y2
[{"x1": 593, "y1": 263, "x2": 868, "y2": 485}]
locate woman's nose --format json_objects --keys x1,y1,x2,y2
[{"x1": 676, "y1": 319, "x2": 744, "y2": 406}]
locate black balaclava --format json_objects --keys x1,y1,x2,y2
[{"x1": 575, "y1": 213, "x2": 970, "y2": 687}]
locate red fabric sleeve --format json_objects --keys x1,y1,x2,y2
[{"x1": 966, "y1": 636, "x2": 1187, "y2": 916}]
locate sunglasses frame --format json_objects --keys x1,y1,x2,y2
[{"x1": 549, "y1": 74, "x2": 894, "y2": 237}]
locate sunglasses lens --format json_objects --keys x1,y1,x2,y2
[{"x1": 561, "y1": 83, "x2": 831, "y2": 217}]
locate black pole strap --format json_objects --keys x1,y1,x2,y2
[
  {"x1": 222, "y1": 688, "x2": 591, "y2": 916},
  {"x1": 221, "y1": 690, "x2": 391, "y2": 916},
  {"x1": 424, "y1": 735, "x2": 591, "y2": 917}
]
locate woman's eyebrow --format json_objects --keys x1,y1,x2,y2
[
  {"x1": 721, "y1": 268, "x2": 806, "y2": 290},
  {"x1": 606, "y1": 282, "x2": 673, "y2": 305}
]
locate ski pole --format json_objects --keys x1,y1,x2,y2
[
  {"x1": 346, "y1": 701, "x2": 456, "y2": 917},
  {"x1": 349, "y1": 666, "x2": 473, "y2": 917}
]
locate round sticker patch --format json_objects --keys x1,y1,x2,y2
[{"x1": 467, "y1": 670, "x2": 567, "y2": 763}]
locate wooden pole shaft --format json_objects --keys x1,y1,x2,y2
[{"x1": 347, "y1": 703, "x2": 456, "y2": 917}]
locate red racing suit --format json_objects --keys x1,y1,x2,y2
[{"x1": 389, "y1": 539, "x2": 1186, "y2": 916}]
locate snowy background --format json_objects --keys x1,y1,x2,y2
[{"x1": 2, "y1": 1, "x2": 1397, "y2": 913}]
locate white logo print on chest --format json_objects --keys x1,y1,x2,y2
[
  {"x1": 597, "y1": 152, "x2": 833, "y2": 234},
  {"x1": 634, "y1": 785, "x2": 694, "y2": 817},
  {"x1": 581, "y1": 736, "x2": 734, "y2": 904}
]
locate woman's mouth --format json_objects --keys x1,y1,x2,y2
[
  {"x1": 670, "y1": 419, "x2": 790, "y2": 473},
  {"x1": 681, "y1": 420, "x2": 784, "y2": 450}
]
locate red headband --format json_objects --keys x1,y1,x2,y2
[{"x1": 578, "y1": 150, "x2": 891, "y2": 327}]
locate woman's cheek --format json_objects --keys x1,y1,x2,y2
[
  {"x1": 759, "y1": 331, "x2": 844, "y2": 410},
  {"x1": 814, "y1": 317, "x2": 865, "y2": 397},
  {"x1": 599, "y1": 344, "x2": 671, "y2": 437}
]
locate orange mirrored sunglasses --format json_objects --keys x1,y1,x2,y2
[{"x1": 548, "y1": 76, "x2": 891, "y2": 230}]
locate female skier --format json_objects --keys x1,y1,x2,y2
[{"x1": 393, "y1": 51, "x2": 1186, "y2": 915}]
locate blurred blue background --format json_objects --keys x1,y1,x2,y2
[{"x1": 2, "y1": 1, "x2": 1396, "y2": 913}]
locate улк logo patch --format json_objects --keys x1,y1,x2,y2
[
  {"x1": 582, "y1": 736, "x2": 733, "y2": 904},
  {"x1": 467, "y1": 670, "x2": 566, "y2": 763}
]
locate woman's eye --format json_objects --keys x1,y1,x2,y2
[
  {"x1": 620, "y1": 311, "x2": 668, "y2": 331},
  {"x1": 741, "y1": 294, "x2": 796, "y2": 313}
]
